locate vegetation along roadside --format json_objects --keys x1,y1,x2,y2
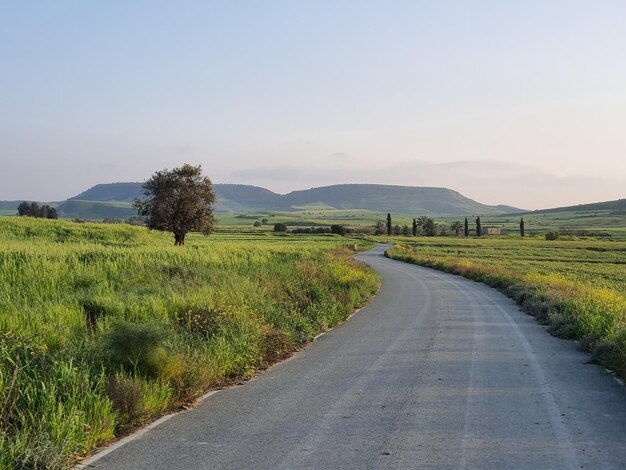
[
  {"x1": 385, "y1": 236, "x2": 626, "y2": 381},
  {"x1": 0, "y1": 217, "x2": 379, "y2": 469}
]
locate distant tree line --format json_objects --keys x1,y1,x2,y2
[
  {"x1": 373, "y1": 213, "x2": 526, "y2": 237},
  {"x1": 275, "y1": 223, "x2": 353, "y2": 236},
  {"x1": 17, "y1": 202, "x2": 58, "y2": 219},
  {"x1": 269, "y1": 212, "x2": 530, "y2": 238},
  {"x1": 290, "y1": 226, "x2": 332, "y2": 234}
]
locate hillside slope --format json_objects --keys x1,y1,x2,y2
[
  {"x1": 514, "y1": 198, "x2": 626, "y2": 215},
  {"x1": 66, "y1": 182, "x2": 521, "y2": 215},
  {"x1": 68, "y1": 183, "x2": 285, "y2": 213},
  {"x1": 283, "y1": 184, "x2": 515, "y2": 214}
]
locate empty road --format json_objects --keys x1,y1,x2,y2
[{"x1": 89, "y1": 245, "x2": 626, "y2": 469}]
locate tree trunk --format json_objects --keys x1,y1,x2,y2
[{"x1": 174, "y1": 232, "x2": 186, "y2": 246}]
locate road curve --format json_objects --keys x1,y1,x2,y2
[{"x1": 90, "y1": 245, "x2": 626, "y2": 469}]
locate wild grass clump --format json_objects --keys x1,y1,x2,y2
[
  {"x1": 102, "y1": 321, "x2": 182, "y2": 381},
  {"x1": 0, "y1": 332, "x2": 116, "y2": 469},
  {"x1": 0, "y1": 217, "x2": 378, "y2": 468},
  {"x1": 385, "y1": 237, "x2": 626, "y2": 380}
]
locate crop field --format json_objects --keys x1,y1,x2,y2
[
  {"x1": 218, "y1": 206, "x2": 626, "y2": 240},
  {"x1": 0, "y1": 217, "x2": 378, "y2": 468},
  {"x1": 384, "y1": 236, "x2": 626, "y2": 379},
  {"x1": 484, "y1": 210, "x2": 626, "y2": 239},
  {"x1": 216, "y1": 208, "x2": 393, "y2": 228}
]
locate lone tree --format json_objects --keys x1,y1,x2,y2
[
  {"x1": 423, "y1": 218, "x2": 436, "y2": 237},
  {"x1": 134, "y1": 164, "x2": 215, "y2": 246},
  {"x1": 415, "y1": 215, "x2": 430, "y2": 235},
  {"x1": 450, "y1": 221, "x2": 463, "y2": 237},
  {"x1": 386, "y1": 213, "x2": 392, "y2": 236},
  {"x1": 412, "y1": 218, "x2": 417, "y2": 237},
  {"x1": 464, "y1": 217, "x2": 469, "y2": 237},
  {"x1": 520, "y1": 217, "x2": 525, "y2": 237},
  {"x1": 476, "y1": 216, "x2": 482, "y2": 237},
  {"x1": 373, "y1": 221, "x2": 386, "y2": 235},
  {"x1": 331, "y1": 224, "x2": 347, "y2": 236}
]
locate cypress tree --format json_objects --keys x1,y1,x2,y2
[
  {"x1": 464, "y1": 217, "x2": 469, "y2": 237},
  {"x1": 476, "y1": 216, "x2": 481, "y2": 236},
  {"x1": 412, "y1": 218, "x2": 417, "y2": 237},
  {"x1": 520, "y1": 217, "x2": 525, "y2": 237},
  {"x1": 386, "y1": 213, "x2": 392, "y2": 236}
]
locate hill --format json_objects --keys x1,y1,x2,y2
[
  {"x1": 57, "y1": 200, "x2": 137, "y2": 220},
  {"x1": 513, "y1": 198, "x2": 626, "y2": 215},
  {"x1": 67, "y1": 182, "x2": 285, "y2": 213},
  {"x1": 283, "y1": 184, "x2": 517, "y2": 214},
  {"x1": 65, "y1": 182, "x2": 521, "y2": 216}
]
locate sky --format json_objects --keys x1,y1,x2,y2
[{"x1": 1, "y1": 1, "x2": 625, "y2": 210}]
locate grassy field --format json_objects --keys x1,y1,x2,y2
[
  {"x1": 4, "y1": 197, "x2": 626, "y2": 240},
  {"x1": 0, "y1": 217, "x2": 378, "y2": 468},
  {"x1": 218, "y1": 205, "x2": 626, "y2": 240},
  {"x1": 215, "y1": 208, "x2": 392, "y2": 228},
  {"x1": 383, "y1": 235, "x2": 626, "y2": 379},
  {"x1": 485, "y1": 210, "x2": 626, "y2": 239}
]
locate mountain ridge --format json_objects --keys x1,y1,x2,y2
[
  {"x1": 66, "y1": 182, "x2": 523, "y2": 215},
  {"x1": 510, "y1": 198, "x2": 626, "y2": 215}
]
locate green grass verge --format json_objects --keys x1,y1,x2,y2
[
  {"x1": 384, "y1": 236, "x2": 626, "y2": 381},
  {"x1": 0, "y1": 217, "x2": 378, "y2": 468}
]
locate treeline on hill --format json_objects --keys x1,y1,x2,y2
[{"x1": 17, "y1": 201, "x2": 58, "y2": 219}]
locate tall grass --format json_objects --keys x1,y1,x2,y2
[
  {"x1": 384, "y1": 236, "x2": 626, "y2": 379},
  {"x1": 0, "y1": 217, "x2": 378, "y2": 468}
]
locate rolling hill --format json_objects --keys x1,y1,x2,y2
[
  {"x1": 512, "y1": 198, "x2": 626, "y2": 215},
  {"x1": 64, "y1": 182, "x2": 522, "y2": 217}
]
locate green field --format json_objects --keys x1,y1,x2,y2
[
  {"x1": 384, "y1": 235, "x2": 626, "y2": 380},
  {"x1": 0, "y1": 218, "x2": 378, "y2": 468},
  {"x1": 485, "y1": 210, "x2": 626, "y2": 239},
  {"x1": 218, "y1": 206, "x2": 626, "y2": 240},
  {"x1": 5, "y1": 196, "x2": 626, "y2": 241},
  {"x1": 216, "y1": 209, "x2": 388, "y2": 228}
]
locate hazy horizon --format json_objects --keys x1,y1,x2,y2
[{"x1": 2, "y1": 1, "x2": 625, "y2": 210}]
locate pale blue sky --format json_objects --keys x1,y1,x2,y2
[{"x1": 1, "y1": 1, "x2": 625, "y2": 208}]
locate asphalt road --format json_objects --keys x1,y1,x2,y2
[{"x1": 90, "y1": 245, "x2": 626, "y2": 469}]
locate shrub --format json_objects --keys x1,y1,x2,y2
[
  {"x1": 545, "y1": 231, "x2": 560, "y2": 240},
  {"x1": 105, "y1": 373, "x2": 145, "y2": 422},
  {"x1": 102, "y1": 321, "x2": 181, "y2": 382},
  {"x1": 176, "y1": 306, "x2": 220, "y2": 338},
  {"x1": 259, "y1": 328, "x2": 294, "y2": 367},
  {"x1": 273, "y1": 223, "x2": 288, "y2": 232},
  {"x1": 330, "y1": 224, "x2": 347, "y2": 236}
]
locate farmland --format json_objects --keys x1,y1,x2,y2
[
  {"x1": 385, "y1": 235, "x2": 626, "y2": 379},
  {"x1": 217, "y1": 203, "x2": 626, "y2": 240},
  {"x1": 0, "y1": 217, "x2": 378, "y2": 468}
]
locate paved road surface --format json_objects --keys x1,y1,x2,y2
[{"x1": 91, "y1": 245, "x2": 626, "y2": 469}]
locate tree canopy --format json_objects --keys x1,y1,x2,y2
[
  {"x1": 450, "y1": 221, "x2": 463, "y2": 236},
  {"x1": 134, "y1": 164, "x2": 215, "y2": 245},
  {"x1": 17, "y1": 202, "x2": 58, "y2": 219}
]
